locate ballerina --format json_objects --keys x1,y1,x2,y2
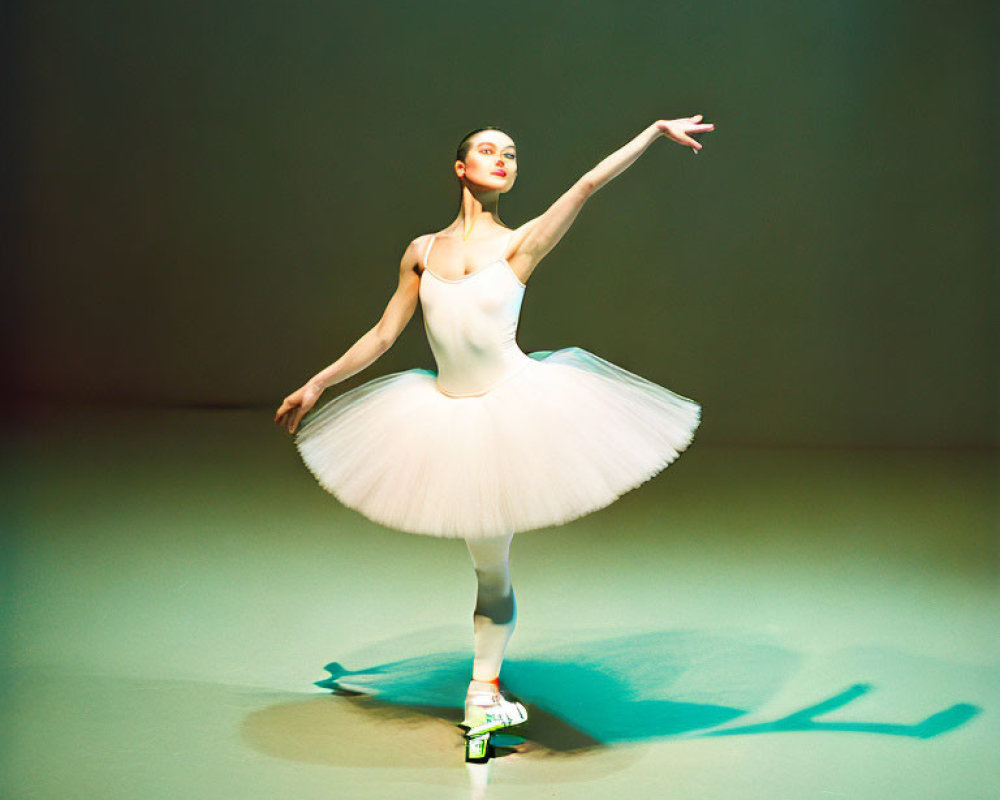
[{"x1": 274, "y1": 115, "x2": 714, "y2": 758}]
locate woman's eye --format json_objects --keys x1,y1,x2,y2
[{"x1": 505, "y1": 153, "x2": 515, "y2": 159}]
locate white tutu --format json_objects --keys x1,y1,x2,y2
[{"x1": 295, "y1": 346, "x2": 701, "y2": 539}]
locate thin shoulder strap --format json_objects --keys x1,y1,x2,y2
[{"x1": 423, "y1": 234, "x2": 437, "y2": 269}]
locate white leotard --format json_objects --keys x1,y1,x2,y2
[{"x1": 419, "y1": 232, "x2": 531, "y2": 397}]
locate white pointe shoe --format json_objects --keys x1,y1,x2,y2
[{"x1": 462, "y1": 687, "x2": 529, "y2": 738}]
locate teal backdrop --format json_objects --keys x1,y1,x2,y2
[{"x1": 9, "y1": 0, "x2": 996, "y2": 446}]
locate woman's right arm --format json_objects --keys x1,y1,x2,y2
[{"x1": 274, "y1": 239, "x2": 423, "y2": 434}]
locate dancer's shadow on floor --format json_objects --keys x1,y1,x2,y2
[
  {"x1": 241, "y1": 626, "x2": 984, "y2": 764},
  {"x1": 315, "y1": 628, "x2": 982, "y2": 754}
]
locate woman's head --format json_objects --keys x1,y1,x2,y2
[{"x1": 454, "y1": 127, "x2": 517, "y2": 193}]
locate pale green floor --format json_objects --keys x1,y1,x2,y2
[{"x1": 2, "y1": 408, "x2": 997, "y2": 799}]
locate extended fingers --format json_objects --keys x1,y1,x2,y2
[{"x1": 684, "y1": 122, "x2": 715, "y2": 151}]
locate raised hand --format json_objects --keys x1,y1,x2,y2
[
  {"x1": 655, "y1": 115, "x2": 715, "y2": 153},
  {"x1": 274, "y1": 381, "x2": 324, "y2": 435}
]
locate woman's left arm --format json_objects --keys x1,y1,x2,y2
[{"x1": 512, "y1": 116, "x2": 714, "y2": 277}]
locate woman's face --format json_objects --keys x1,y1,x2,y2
[{"x1": 458, "y1": 130, "x2": 517, "y2": 192}]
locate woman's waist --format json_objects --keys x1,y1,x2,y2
[{"x1": 432, "y1": 347, "x2": 531, "y2": 397}]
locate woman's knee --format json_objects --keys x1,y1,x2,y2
[{"x1": 474, "y1": 585, "x2": 516, "y2": 625}]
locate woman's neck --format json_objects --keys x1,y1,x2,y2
[{"x1": 453, "y1": 185, "x2": 503, "y2": 240}]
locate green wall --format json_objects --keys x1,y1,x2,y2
[{"x1": 11, "y1": 0, "x2": 995, "y2": 445}]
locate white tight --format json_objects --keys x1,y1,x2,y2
[{"x1": 464, "y1": 532, "x2": 516, "y2": 683}]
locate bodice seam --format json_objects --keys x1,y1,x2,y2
[{"x1": 435, "y1": 358, "x2": 531, "y2": 398}]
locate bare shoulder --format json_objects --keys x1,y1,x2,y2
[
  {"x1": 412, "y1": 232, "x2": 444, "y2": 253},
  {"x1": 507, "y1": 219, "x2": 540, "y2": 247},
  {"x1": 400, "y1": 233, "x2": 436, "y2": 277},
  {"x1": 408, "y1": 234, "x2": 435, "y2": 259},
  {"x1": 503, "y1": 222, "x2": 540, "y2": 284},
  {"x1": 508, "y1": 220, "x2": 539, "y2": 235},
  {"x1": 506, "y1": 219, "x2": 543, "y2": 260}
]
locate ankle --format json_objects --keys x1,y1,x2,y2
[{"x1": 468, "y1": 677, "x2": 501, "y2": 695}]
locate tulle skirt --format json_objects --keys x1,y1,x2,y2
[{"x1": 294, "y1": 347, "x2": 701, "y2": 539}]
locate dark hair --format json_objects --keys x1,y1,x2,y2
[{"x1": 455, "y1": 125, "x2": 510, "y2": 162}]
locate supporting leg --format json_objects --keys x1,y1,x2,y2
[
  {"x1": 460, "y1": 531, "x2": 526, "y2": 761},
  {"x1": 465, "y1": 531, "x2": 516, "y2": 683}
]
